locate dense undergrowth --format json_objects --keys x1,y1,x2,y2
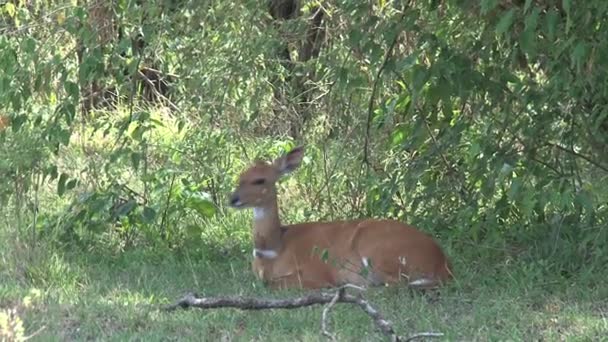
[{"x1": 1, "y1": 0, "x2": 607, "y2": 340}]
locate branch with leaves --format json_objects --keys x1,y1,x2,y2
[{"x1": 163, "y1": 285, "x2": 443, "y2": 342}]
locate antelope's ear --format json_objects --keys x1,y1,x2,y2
[{"x1": 273, "y1": 146, "x2": 305, "y2": 175}]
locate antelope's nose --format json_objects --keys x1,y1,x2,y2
[{"x1": 229, "y1": 194, "x2": 241, "y2": 207}]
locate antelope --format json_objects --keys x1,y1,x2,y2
[{"x1": 229, "y1": 146, "x2": 453, "y2": 290}]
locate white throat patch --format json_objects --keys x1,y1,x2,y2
[
  {"x1": 253, "y1": 248, "x2": 278, "y2": 259},
  {"x1": 253, "y1": 207, "x2": 265, "y2": 220}
]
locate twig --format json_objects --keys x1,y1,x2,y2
[
  {"x1": 32, "y1": 172, "x2": 41, "y2": 245},
  {"x1": 350, "y1": 292, "x2": 398, "y2": 340},
  {"x1": 109, "y1": 51, "x2": 143, "y2": 152},
  {"x1": 163, "y1": 285, "x2": 443, "y2": 342},
  {"x1": 546, "y1": 142, "x2": 608, "y2": 173},
  {"x1": 321, "y1": 287, "x2": 343, "y2": 341},
  {"x1": 140, "y1": 66, "x2": 179, "y2": 79},
  {"x1": 362, "y1": 30, "x2": 399, "y2": 167},
  {"x1": 421, "y1": 117, "x2": 452, "y2": 175},
  {"x1": 363, "y1": 2, "x2": 411, "y2": 167},
  {"x1": 136, "y1": 70, "x2": 180, "y2": 112},
  {"x1": 420, "y1": 115, "x2": 469, "y2": 202},
  {"x1": 320, "y1": 143, "x2": 337, "y2": 217},
  {"x1": 23, "y1": 325, "x2": 46, "y2": 341},
  {"x1": 310, "y1": 125, "x2": 356, "y2": 214},
  {"x1": 159, "y1": 173, "x2": 176, "y2": 240}
]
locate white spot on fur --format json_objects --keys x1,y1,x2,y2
[
  {"x1": 253, "y1": 248, "x2": 278, "y2": 259},
  {"x1": 398, "y1": 256, "x2": 407, "y2": 266},
  {"x1": 408, "y1": 278, "x2": 434, "y2": 287},
  {"x1": 253, "y1": 207, "x2": 265, "y2": 220}
]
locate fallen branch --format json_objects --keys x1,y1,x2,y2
[
  {"x1": 163, "y1": 285, "x2": 443, "y2": 341},
  {"x1": 403, "y1": 332, "x2": 446, "y2": 342}
]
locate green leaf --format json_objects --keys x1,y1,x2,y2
[
  {"x1": 428, "y1": 0, "x2": 440, "y2": 11},
  {"x1": 562, "y1": 0, "x2": 571, "y2": 16},
  {"x1": 499, "y1": 163, "x2": 514, "y2": 178},
  {"x1": 11, "y1": 114, "x2": 27, "y2": 132},
  {"x1": 428, "y1": 81, "x2": 451, "y2": 105},
  {"x1": 130, "y1": 124, "x2": 146, "y2": 141},
  {"x1": 180, "y1": 178, "x2": 191, "y2": 187},
  {"x1": 185, "y1": 192, "x2": 216, "y2": 218},
  {"x1": 508, "y1": 178, "x2": 522, "y2": 200},
  {"x1": 320, "y1": 249, "x2": 329, "y2": 263},
  {"x1": 412, "y1": 65, "x2": 429, "y2": 92},
  {"x1": 395, "y1": 53, "x2": 417, "y2": 71},
  {"x1": 64, "y1": 81, "x2": 79, "y2": 99},
  {"x1": 131, "y1": 152, "x2": 141, "y2": 171},
  {"x1": 57, "y1": 128, "x2": 71, "y2": 146},
  {"x1": 66, "y1": 179, "x2": 77, "y2": 191},
  {"x1": 480, "y1": 0, "x2": 499, "y2": 14},
  {"x1": 441, "y1": 99, "x2": 454, "y2": 120},
  {"x1": 46, "y1": 165, "x2": 58, "y2": 181},
  {"x1": 10, "y1": 92, "x2": 22, "y2": 111},
  {"x1": 134, "y1": 111, "x2": 150, "y2": 122},
  {"x1": 4, "y1": 3, "x2": 16, "y2": 17},
  {"x1": 382, "y1": 24, "x2": 400, "y2": 46},
  {"x1": 33, "y1": 115, "x2": 42, "y2": 127},
  {"x1": 519, "y1": 29, "x2": 535, "y2": 56},
  {"x1": 390, "y1": 126, "x2": 407, "y2": 146},
  {"x1": 592, "y1": 110, "x2": 608, "y2": 131},
  {"x1": 22, "y1": 38, "x2": 36, "y2": 54},
  {"x1": 61, "y1": 103, "x2": 76, "y2": 125},
  {"x1": 371, "y1": 107, "x2": 386, "y2": 128},
  {"x1": 524, "y1": 7, "x2": 540, "y2": 32},
  {"x1": 468, "y1": 142, "x2": 481, "y2": 158},
  {"x1": 57, "y1": 173, "x2": 68, "y2": 196},
  {"x1": 571, "y1": 42, "x2": 588, "y2": 69},
  {"x1": 348, "y1": 29, "x2": 362, "y2": 47},
  {"x1": 545, "y1": 8, "x2": 559, "y2": 41},
  {"x1": 575, "y1": 190, "x2": 594, "y2": 211},
  {"x1": 115, "y1": 200, "x2": 137, "y2": 217},
  {"x1": 496, "y1": 9, "x2": 516, "y2": 36},
  {"x1": 395, "y1": 93, "x2": 411, "y2": 113},
  {"x1": 142, "y1": 206, "x2": 157, "y2": 224},
  {"x1": 523, "y1": 0, "x2": 533, "y2": 13},
  {"x1": 521, "y1": 192, "x2": 536, "y2": 218}
]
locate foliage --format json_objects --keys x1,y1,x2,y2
[
  {"x1": 1, "y1": 0, "x2": 608, "y2": 339},
  {"x1": 0, "y1": 0, "x2": 606, "y2": 292}
]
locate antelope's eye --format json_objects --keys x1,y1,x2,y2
[{"x1": 252, "y1": 178, "x2": 266, "y2": 185}]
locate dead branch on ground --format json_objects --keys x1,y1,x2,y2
[{"x1": 163, "y1": 285, "x2": 443, "y2": 342}]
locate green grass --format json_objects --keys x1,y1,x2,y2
[{"x1": 2, "y1": 236, "x2": 607, "y2": 341}]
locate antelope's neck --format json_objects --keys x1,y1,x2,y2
[{"x1": 252, "y1": 201, "x2": 282, "y2": 253}]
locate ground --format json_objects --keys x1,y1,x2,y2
[{"x1": 1, "y1": 244, "x2": 606, "y2": 341}]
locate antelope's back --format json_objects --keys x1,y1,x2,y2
[{"x1": 281, "y1": 218, "x2": 452, "y2": 285}]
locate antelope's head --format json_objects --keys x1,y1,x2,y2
[{"x1": 229, "y1": 146, "x2": 304, "y2": 209}]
